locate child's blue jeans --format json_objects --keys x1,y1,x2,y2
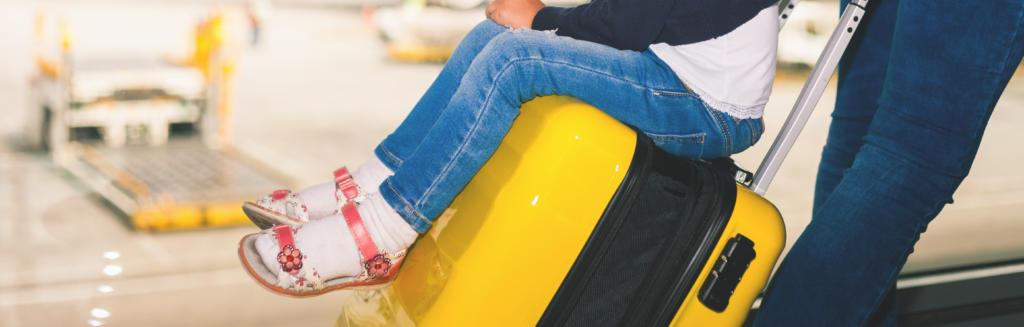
[
  {"x1": 373, "y1": 20, "x2": 763, "y2": 232},
  {"x1": 755, "y1": 0, "x2": 1024, "y2": 325}
]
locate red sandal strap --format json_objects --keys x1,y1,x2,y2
[
  {"x1": 273, "y1": 225, "x2": 304, "y2": 275},
  {"x1": 334, "y1": 167, "x2": 360, "y2": 201},
  {"x1": 271, "y1": 189, "x2": 290, "y2": 200},
  {"x1": 340, "y1": 203, "x2": 381, "y2": 262},
  {"x1": 274, "y1": 225, "x2": 295, "y2": 247}
]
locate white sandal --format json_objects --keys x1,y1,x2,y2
[
  {"x1": 238, "y1": 203, "x2": 406, "y2": 297},
  {"x1": 243, "y1": 167, "x2": 367, "y2": 229}
]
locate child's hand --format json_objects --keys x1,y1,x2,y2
[{"x1": 486, "y1": 0, "x2": 545, "y2": 29}]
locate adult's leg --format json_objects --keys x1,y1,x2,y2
[
  {"x1": 379, "y1": 29, "x2": 758, "y2": 232},
  {"x1": 373, "y1": 20, "x2": 506, "y2": 170},
  {"x1": 815, "y1": 1, "x2": 902, "y2": 323},
  {"x1": 814, "y1": 0, "x2": 899, "y2": 211},
  {"x1": 756, "y1": 1, "x2": 1024, "y2": 325}
]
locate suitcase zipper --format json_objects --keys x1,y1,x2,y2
[
  {"x1": 537, "y1": 133, "x2": 655, "y2": 327},
  {"x1": 631, "y1": 163, "x2": 736, "y2": 326},
  {"x1": 537, "y1": 134, "x2": 738, "y2": 327}
]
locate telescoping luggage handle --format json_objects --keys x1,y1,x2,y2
[{"x1": 748, "y1": 0, "x2": 871, "y2": 196}]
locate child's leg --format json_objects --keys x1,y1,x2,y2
[
  {"x1": 247, "y1": 20, "x2": 507, "y2": 221},
  {"x1": 246, "y1": 27, "x2": 765, "y2": 290},
  {"x1": 373, "y1": 20, "x2": 508, "y2": 171},
  {"x1": 242, "y1": 21, "x2": 513, "y2": 290},
  {"x1": 383, "y1": 28, "x2": 764, "y2": 233}
]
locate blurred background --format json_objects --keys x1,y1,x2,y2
[{"x1": 1, "y1": 0, "x2": 1022, "y2": 326}]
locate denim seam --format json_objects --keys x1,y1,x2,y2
[
  {"x1": 655, "y1": 89, "x2": 696, "y2": 97},
  {"x1": 505, "y1": 49, "x2": 685, "y2": 93},
  {"x1": 753, "y1": 119, "x2": 764, "y2": 146},
  {"x1": 678, "y1": 76, "x2": 697, "y2": 94},
  {"x1": 744, "y1": 117, "x2": 758, "y2": 147},
  {"x1": 383, "y1": 178, "x2": 432, "y2": 226},
  {"x1": 416, "y1": 55, "x2": 687, "y2": 210},
  {"x1": 988, "y1": 7, "x2": 1023, "y2": 74},
  {"x1": 515, "y1": 50, "x2": 649, "y2": 89},
  {"x1": 706, "y1": 105, "x2": 731, "y2": 154},
  {"x1": 721, "y1": 110, "x2": 733, "y2": 153},
  {"x1": 377, "y1": 145, "x2": 405, "y2": 166},
  {"x1": 527, "y1": 51, "x2": 696, "y2": 97},
  {"x1": 647, "y1": 133, "x2": 705, "y2": 144},
  {"x1": 646, "y1": 50, "x2": 699, "y2": 95},
  {"x1": 727, "y1": 115, "x2": 752, "y2": 147}
]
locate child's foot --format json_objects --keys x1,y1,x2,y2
[
  {"x1": 243, "y1": 157, "x2": 394, "y2": 229},
  {"x1": 238, "y1": 192, "x2": 417, "y2": 296}
]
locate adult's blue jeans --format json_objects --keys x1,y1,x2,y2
[
  {"x1": 373, "y1": 20, "x2": 763, "y2": 232},
  {"x1": 755, "y1": 0, "x2": 1024, "y2": 325}
]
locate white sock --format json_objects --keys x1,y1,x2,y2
[
  {"x1": 356, "y1": 192, "x2": 417, "y2": 253},
  {"x1": 296, "y1": 182, "x2": 337, "y2": 218},
  {"x1": 292, "y1": 157, "x2": 395, "y2": 220},
  {"x1": 352, "y1": 156, "x2": 394, "y2": 191},
  {"x1": 254, "y1": 192, "x2": 417, "y2": 280}
]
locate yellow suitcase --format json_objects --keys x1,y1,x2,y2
[{"x1": 336, "y1": 96, "x2": 786, "y2": 326}]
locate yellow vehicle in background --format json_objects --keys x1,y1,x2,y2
[
  {"x1": 366, "y1": 0, "x2": 585, "y2": 62},
  {"x1": 26, "y1": 11, "x2": 289, "y2": 231}
]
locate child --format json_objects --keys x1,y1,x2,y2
[{"x1": 238, "y1": 0, "x2": 779, "y2": 295}]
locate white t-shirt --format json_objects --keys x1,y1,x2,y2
[{"x1": 649, "y1": 5, "x2": 778, "y2": 119}]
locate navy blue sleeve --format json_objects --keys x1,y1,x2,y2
[
  {"x1": 532, "y1": 0, "x2": 677, "y2": 52},
  {"x1": 532, "y1": 0, "x2": 778, "y2": 51}
]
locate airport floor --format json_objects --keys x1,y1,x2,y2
[{"x1": 1, "y1": 1, "x2": 1023, "y2": 326}]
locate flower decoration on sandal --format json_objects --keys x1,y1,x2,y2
[
  {"x1": 238, "y1": 203, "x2": 407, "y2": 297},
  {"x1": 270, "y1": 225, "x2": 325, "y2": 291},
  {"x1": 364, "y1": 254, "x2": 392, "y2": 278},
  {"x1": 277, "y1": 245, "x2": 304, "y2": 275}
]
